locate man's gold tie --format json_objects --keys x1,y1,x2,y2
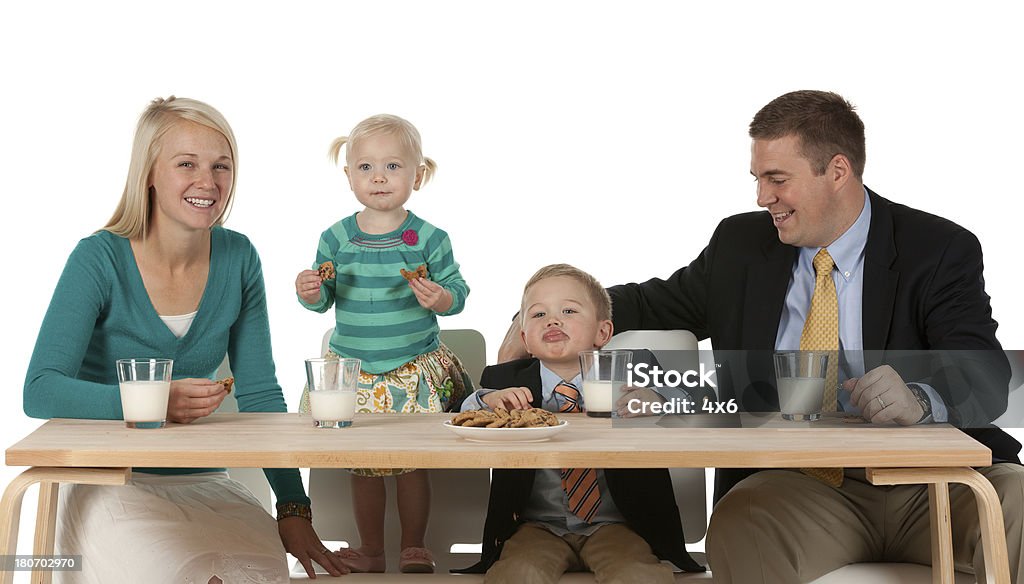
[
  {"x1": 799, "y1": 249, "x2": 843, "y2": 487},
  {"x1": 554, "y1": 381, "x2": 602, "y2": 522}
]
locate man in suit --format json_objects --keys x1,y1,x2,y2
[
  {"x1": 602, "y1": 90, "x2": 1024, "y2": 582},
  {"x1": 458, "y1": 264, "x2": 704, "y2": 583}
]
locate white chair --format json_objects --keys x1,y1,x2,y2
[
  {"x1": 811, "y1": 563, "x2": 974, "y2": 583},
  {"x1": 213, "y1": 356, "x2": 274, "y2": 514},
  {"x1": 302, "y1": 329, "x2": 491, "y2": 574},
  {"x1": 605, "y1": 330, "x2": 709, "y2": 565},
  {"x1": 993, "y1": 350, "x2": 1024, "y2": 428},
  {"x1": 440, "y1": 328, "x2": 486, "y2": 388}
]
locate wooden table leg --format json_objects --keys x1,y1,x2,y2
[
  {"x1": 867, "y1": 467, "x2": 1011, "y2": 584},
  {"x1": 0, "y1": 468, "x2": 129, "y2": 584},
  {"x1": 928, "y1": 482, "x2": 954, "y2": 584},
  {"x1": 30, "y1": 482, "x2": 59, "y2": 584}
]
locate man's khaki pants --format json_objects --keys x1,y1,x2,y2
[{"x1": 707, "y1": 464, "x2": 1024, "y2": 583}]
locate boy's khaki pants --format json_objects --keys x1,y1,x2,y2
[{"x1": 485, "y1": 522, "x2": 675, "y2": 584}]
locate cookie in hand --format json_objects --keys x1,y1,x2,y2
[
  {"x1": 318, "y1": 261, "x2": 336, "y2": 281},
  {"x1": 400, "y1": 264, "x2": 429, "y2": 281},
  {"x1": 215, "y1": 377, "x2": 234, "y2": 394}
]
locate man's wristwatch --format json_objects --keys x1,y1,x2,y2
[{"x1": 907, "y1": 383, "x2": 932, "y2": 423}]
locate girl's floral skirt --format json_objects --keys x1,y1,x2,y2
[{"x1": 300, "y1": 343, "x2": 473, "y2": 477}]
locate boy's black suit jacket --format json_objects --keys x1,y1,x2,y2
[{"x1": 454, "y1": 354, "x2": 705, "y2": 574}]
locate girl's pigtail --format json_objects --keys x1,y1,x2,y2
[
  {"x1": 421, "y1": 156, "x2": 438, "y2": 186},
  {"x1": 328, "y1": 136, "x2": 349, "y2": 165}
]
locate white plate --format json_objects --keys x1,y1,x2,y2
[{"x1": 443, "y1": 420, "x2": 569, "y2": 443}]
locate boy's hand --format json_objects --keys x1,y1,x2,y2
[
  {"x1": 482, "y1": 387, "x2": 534, "y2": 410},
  {"x1": 295, "y1": 269, "x2": 322, "y2": 303},
  {"x1": 409, "y1": 278, "x2": 453, "y2": 312}
]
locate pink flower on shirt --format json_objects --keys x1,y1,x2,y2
[{"x1": 402, "y1": 229, "x2": 419, "y2": 245}]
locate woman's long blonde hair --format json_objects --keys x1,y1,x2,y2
[{"x1": 103, "y1": 96, "x2": 238, "y2": 239}]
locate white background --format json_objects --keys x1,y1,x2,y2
[{"x1": 2, "y1": 0, "x2": 1022, "y2": 574}]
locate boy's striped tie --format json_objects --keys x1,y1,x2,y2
[{"x1": 554, "y1": 381, "x2": 602, "y2": 522}]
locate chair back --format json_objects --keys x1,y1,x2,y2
[
  {"x1": 994, "y1": 350, "x2": 1024, "y2": 428},
  {"x1": 439, "y1": 329, "x2": 487, "y2": 387},
  {"x1": 212, "y1": 356, "x2": 274, "y2": 514},
  {"x1": 604, "y1": 329, "x2": 707, "y2": 545}
]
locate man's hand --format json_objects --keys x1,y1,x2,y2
[
  {"x1": 846, "y1": 365, "x2": 924, "y2": 425},
  {"x1": 278, "y1": 517, "x2": 350, "y2": 578},
  {"x1": 409, "y1": 278, "x2": 453, "y2": 312},
  {"x1": 166, "y1": 379, "x2": 228, "y2": 424},
  {"x1": 615, "y1": 386, "x2": 666, "y2": 417},
  {"x1": 497, "y1": 318, "x2": 530, "y2": 363},
  {"x1": 481, "y1": 387, "x2": 534, "y2": 410}
]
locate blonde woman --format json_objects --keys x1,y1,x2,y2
[{"x1": 24, "y1": 96, "x2": 348, "y2": 582}]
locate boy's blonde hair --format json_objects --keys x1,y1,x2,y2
[
  {"x1": 328, "y1": 114, "x2": 437, "y2": 186},
  {"x1": 521, "y1": 264, "x2": 613, "y2": 323},
  {"x1": 103, "y1": 96, "x2": 238, "y2": 239}
]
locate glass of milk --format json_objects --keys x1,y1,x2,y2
[
  {"x1": 773, "y1": 351, "x2": 829, "y2": 421},
  {"x1": 305, "y1": 357, "x2": 361, "y2": 428},
  {"x1": 578, "y1": 350, "x2": 633, "y2": 417},
  {"x1": 116, "y1": 358, "x2": 173, "y2": 429}
]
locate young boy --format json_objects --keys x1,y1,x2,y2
[{"x1": 455, "y1": 264, "x2": 704, "y2": 583}]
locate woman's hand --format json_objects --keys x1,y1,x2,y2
[
  {"x1": 409, "y1": 278, "x2": 453, "y2": 312},
  {"x1": 278, "y1": 517, "x2": 350, "y2": 578},
  {"x1": 296, "y1": 269, "x2": 323, "y2": 304},
  {"x1": 166, "y1": 379, "x2": 228, "y2": 424}
]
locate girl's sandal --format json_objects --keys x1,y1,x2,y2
[
  {"x1": 399, "y1": 546, "x2": 435, "y2": 573},
  {"x1": 336, "y1": 548, "x2": 386, "y2": 573}
]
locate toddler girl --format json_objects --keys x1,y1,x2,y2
[{"x1": 295, "y1": 114, "x2": 473, "y2": 573}]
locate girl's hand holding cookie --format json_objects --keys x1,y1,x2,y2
[
  {"x1": 295, "y1": 269, "x2": 322, "y2": 303},
  {"x1": 409, "y1": 277, "x2": 453, "y2": 312}
]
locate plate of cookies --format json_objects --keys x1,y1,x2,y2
[{"x1": 445, "y1": 407, "x2": 568, "y2": 442}]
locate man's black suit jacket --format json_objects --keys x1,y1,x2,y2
[
  {"x1": 455, "y1": 356, "x2": 705, "y2": 574},
  {"x1": 608, "y1": 188, "x2": 1020, "y2": 498}
]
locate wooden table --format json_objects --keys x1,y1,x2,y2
[{"x1": 2, "y1": 412, "x2": 1011, "y2": 584}]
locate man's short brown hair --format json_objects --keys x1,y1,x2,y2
[
  {"x1": 749, "y1": 90, "x2": 866, "y2": 179},
  {"x1": 521, "y1": 264, "x2": 612, "y2": 323}
]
